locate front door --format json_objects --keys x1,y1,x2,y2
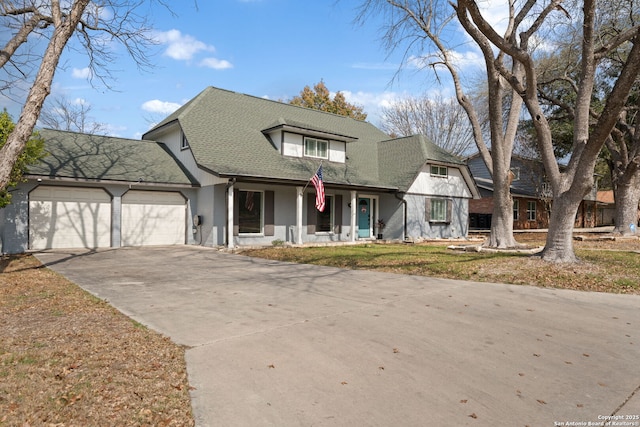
[{"x1": 358, "y1": 198, "x2": 371, "y2": 238}]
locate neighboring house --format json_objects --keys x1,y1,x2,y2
[
  {"x1": 596, "y1": 190, "x2": 615, "y2": 226},
  {"x1": 467, "y1": 153, "x2": 599, "y2": 230},
  {"x1": 0, "y1": 86, "x2": 479, "y2": 254},
  {"x1": 596, "y1": 190, "x2": 640, "y2": 227}
]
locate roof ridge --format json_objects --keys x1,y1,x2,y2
[
  {"x1": 206, "y1": 85, "x2": 372, "y2": 125},
  {"x1": 40, "y1": 128, "x2": 156, "y2": 144}
]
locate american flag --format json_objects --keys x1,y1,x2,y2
[
  {"x1": 245, "y1": 191, "x2": 254, "y2": 211},
  {"x1": 311, "y1": 165, "x2": 325, "y2": 212}
]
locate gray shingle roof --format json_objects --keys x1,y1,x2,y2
[
  {"x1": 146, "y1": 86, "x2": 467, "y2": 191},
  {"x1": 378, "y1": 135, "x2": 465, "y2": 191},
  {"x1": 28, "y1": 129, "x2": 197, "y2": 186}
]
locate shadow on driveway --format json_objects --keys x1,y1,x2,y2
[{"x1": 36, "y1": 246, "x2": 640, "y2": 427}]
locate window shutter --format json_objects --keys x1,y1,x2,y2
[
  {"x1": 334, "y1": 194, "x2": 343, "y2": 234},
  {"x1": 233, "y1": 189, "x2": 239, "y2": 236},
  {"x1": 307, "y1": 193, "x2": 316, "y2": 234},
  {"x1": 264, "y1": 191, "x2": 274, "y2": 236},
  {"x1": 425, "y1": 198, "x2": 431, "y2": 221},
  {"x1": 446, "y1": 199, "x2": 453, "y2": 223}
]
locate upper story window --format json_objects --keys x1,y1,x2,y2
[
  {"x1": 181, "y1": 133, "x2": 190, "y2": 150},
  {"x1": 304, "y1": 137, "x2": 328, "y2": 159},
  {"x1": 430, "y1": 165, "x2": 448, "y2": 177}
]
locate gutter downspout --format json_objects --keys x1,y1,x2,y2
[{"x1": 394, "y1": 191, "x2": 408, "y2": 241}]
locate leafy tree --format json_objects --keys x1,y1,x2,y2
[
  {"x1": 290, "y1": 80, "x2": 368, "y2": 120},
  {"x1": 358, "y1": 0, "x2": 640, "y2": 261},
  {"x1": 0, "y1": 110, "x2": 45, "y2": 207},
  {"x1": 538, "y1": 77, "x2": 638, "y2": 235},
  {"x1": 453, "y1": 0, "x2": 640, "y2": 262},
  {"x1": 532, "y1": 2, "x2": 640, "y2": 236},
  {"x1": 357, "y1": 0, "x2": 526, "y2": 249}
]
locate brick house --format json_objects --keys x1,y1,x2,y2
[{"x1": 467, "y1": 153, "x2": 599, "y2": 230}]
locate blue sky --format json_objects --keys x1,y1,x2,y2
[{"x1": 2, "y1": 0, "x2": 482, "y2": 139}]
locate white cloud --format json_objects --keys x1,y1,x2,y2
[
  {"x1": 338, "y1": 90, "x2": 411, "y2": 126},
  {"x1": 154, "y1": 29, "x2": 214, "y2": 61},
  {"x1": 72, "y1": 67, "x2": 92, "y2": 79},
  {"x1": 446, "y1": 50, "x2": 485, "y2": 69},
  {"x1": 153, "y1": 30, "x2": 233, "y2": 69},
  {"x1": 199, "y1": 57, "x2": 233, "y2": 70},
  {"x1": 141, "y1": 99, "x2": 182, "y2": 115},
  {"x1": 341, "y1": 90, "x2": 400, "y2": 110},
  {"x1": 338, "y1": 88, "x2": 464, "y2": 127}
]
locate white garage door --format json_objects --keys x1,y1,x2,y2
[
  {"x1": 121, "y1": 190, "x2": 186, "y2": 246},
  {"x1": 29, "y1": 186, "x2": 112, "y2": 250}
]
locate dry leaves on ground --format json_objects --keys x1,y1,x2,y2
[{"x1": 0, "y1": 255, "x2": 194, "y2": 426}]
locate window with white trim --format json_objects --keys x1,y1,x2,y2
[
  {"x1": 527, "y1": 201, "x2": 536, "y2": 221},
  {"x1": 513, "y1": 199, "x2": 519, "y2": 221},
  {"x1": 181, "y1": 133, "x2": 190, "y2": 150},
  {"x1": 430, "y1": 199, "x2": 448, "y2": 222},
  {"x1": 304, "y1": 137, "x2": 328, "y2": 159},
  {"x1": 430, "y1": 165, "x2": 448, "y2": 177},
  {"x1": 238, "y1": 190, "x2": 263, "y2": 234}
]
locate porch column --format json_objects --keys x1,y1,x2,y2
[
  {"x1": 111, "y1": 194, "x2": 122, "y2": 248},
  {"x1": 296, "y1": 186, "x2": 303, "y2": 244},
  {"x1": 227, "y1": 181, "x2": 234, "y2": 249},
  {"x1": 350, "y1": 190, "x2": 357, "y2": 242}
]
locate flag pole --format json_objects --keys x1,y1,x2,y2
[{"x1": 302, "y1": 161, "x2": 323, "y2": 193}]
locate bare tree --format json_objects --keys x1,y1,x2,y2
[
  {"x1": 533, "y1": 4, "x2": 640, "y2": 236},
  {"x1": 0, "y1": 0, "x2": 163, "y2": 191},
  {"x1": 380, "y1": 94, "x2": 478, "y2": 157},
  {"x1": 455, "y1": 0, "x2": 640, "y2": 262},
  {"x1": 40, "y1": 95, "x2": 109, "y2": 134},
  {"x1": 357, "y1": 0, "x2": 526, "y2": 248},
  {"x1": 606, "y1": 120, "x2": 640, "y2": 235}
]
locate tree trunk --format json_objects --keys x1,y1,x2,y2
[
  {"x1": 540, "y1": 191, "x2": 584, "y2": 263},
  {"x1": 613, "y1": 172, "x2": 640, "y2": 235},
  {"x1": 486, "y1": 179, "x2": 519, "y2": 248}
]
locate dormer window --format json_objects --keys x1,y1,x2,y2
[
  {"x1": 431, "y1": 165, "x2": 448, "y2": 177},
  {"x1": 181, "y1": 133, "x2": 190, "y2": 150},
  {"x1": 304, "y1": 137, "x2": 328, "y2": 159}
]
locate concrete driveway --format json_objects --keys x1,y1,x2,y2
[{"x1": 36, "y1": 246, "x2": 640, "y2": 427}]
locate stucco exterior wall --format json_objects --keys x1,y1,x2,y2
[
  {"x1": 0, "y1": 182, "x2": 36, "y2": 254},
  {"x1": 280, "y1": 132, "x2": 346, "y2": 163},
  {"x1": 230, "y1": 184, "x2": 298, "y2": 246},
  {"x1": 404, "y1": 194, "x2": 469, "y2": 239},
  {"x1": 407, "y1": 165, "x2": 472, "y2": 198},
  {"x1": 378, "y1": 194, "x2": 405, "y2": 241}
]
